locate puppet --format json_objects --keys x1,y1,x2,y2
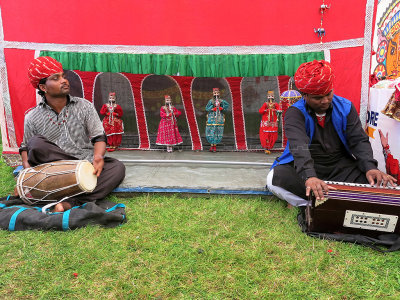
[
  {"x1": 100, "y1": 92, "x2": 124, "y2": 151},
  {"x1": 156, "y1": 95, "x2": 183, "y2": 152}
]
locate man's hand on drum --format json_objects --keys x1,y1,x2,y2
[
  {"x1": 93, "y1": 154, "x2": 104, "y2": 177},
  {"x1": 366, "y1": 169, "x2": 397, "y2": 187},
  {"x1": 92, "y1": 141, "x2": 106, "y2": 177},
  {"x1": 305, "y1": 177, "x2": 336, "y2": 201},
  {"x1": 22, "y1": 161, "x2": 31, "y2": 169}
]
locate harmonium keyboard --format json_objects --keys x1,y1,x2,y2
[{"x1": 306, "y1": 181, "x2": 400, "y2": 237}]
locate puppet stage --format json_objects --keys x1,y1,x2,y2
[{"x1": 106, "y1": 150, "x2": 277, "y2": 195}]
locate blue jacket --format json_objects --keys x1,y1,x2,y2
[{"x1": 271, "y1": 95, "x2": 352, "y2": 169}]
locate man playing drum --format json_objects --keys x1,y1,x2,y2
[
  {"x1": 20, "y1": 56, "x2": 125, "y2": 212},
  {"x1": 267, "y1": 60, "x2": 396, "y2": 207}
]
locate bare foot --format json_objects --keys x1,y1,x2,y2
[
  {"x1": 287, "y1": 204, "x2": 294, "y2": 209},
  {"x1": 13, "y1": 186, "x2": 19, "y2": 196},
  {"x1": 53, "y1": 202, "x2": 72, "y2": 212}
]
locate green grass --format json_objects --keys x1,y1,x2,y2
[{"x1": 1, "y1": 155, "x2": 400, "y2": 298}]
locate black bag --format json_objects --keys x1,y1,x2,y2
[
  {"x1": 298, "y1": 208, "x2": 400, "y2": 253},
  {"x1": 0, "y1": 196, "x2": 126, "y2": 231}
]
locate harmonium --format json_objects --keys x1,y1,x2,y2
[{"x1": 306, "y1": 181, "x2": 400, "y2": 237}]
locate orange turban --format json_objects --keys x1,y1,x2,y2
[
  {"x1": 294, "y1": 60, "x2": 335, "y2": 95},
  {"x1": 27, "y1": 56, "x2": 63, "y2": 88}
]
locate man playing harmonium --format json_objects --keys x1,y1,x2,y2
[
  {"x1": 20, "y1": 56, "x2": 125, "y2": 212},
  {"x1": 267, "y1": 60, "x2": 397, "y2": 207}
]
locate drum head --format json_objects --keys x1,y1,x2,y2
[{"x1": 76, "y1": 161, "x2": 97, "y2": 192}]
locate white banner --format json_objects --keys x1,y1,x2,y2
[{"x1": 367, "y1": 88, "x2": 400, "y2": 172}]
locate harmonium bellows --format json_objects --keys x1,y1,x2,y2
[{"x1": 306, "y1": 181, "x2": 400, "y2": 237}]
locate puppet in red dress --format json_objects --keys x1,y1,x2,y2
[
  {"x1": 379, "y1": 129, "x2": 400, "y2": 183},
  {"x1": 156, "y1": 95, "x2": 183, "y2": 153},
  {"x1": 100, "y1": 92, "x2": 124, "y2": 152},
  {"x1": 259, "y1": 91, "x2": 281, "y2": 154}
]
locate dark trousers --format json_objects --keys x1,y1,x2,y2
[
  {"x1": 26, "y1": 135, "x2": 126, "y2": 204},
  {"x1": 272, "y1": 161, "x2": 369, "y2": 200}
]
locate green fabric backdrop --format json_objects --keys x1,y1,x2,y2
[{"x1": 40, "y1": 51, "x2": 325, "y2": 77}]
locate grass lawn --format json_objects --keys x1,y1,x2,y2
[{"x1": 1, "y1": 155, "x2": 400, "y2": 299}]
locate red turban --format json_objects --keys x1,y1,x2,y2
[
  {"x1": 27, "y1": 56, "x2": 63, "y2": 88},
  {"x1": 294, "y1": 60, "x2": 335, "y2": 95}
]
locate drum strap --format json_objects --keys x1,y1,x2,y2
[
  {"x1": 58, "y1": 204, "x2": 126, "y2": 231},
  {"x1": 9, "y1": 207, "x2": 29, "y2": 231},
  {"x1": 42, "y1": 197, "x2": 71, "y2": 213},
  {"x1": 0, "y1": 198, "x2": 126, "y2": 231},
  {"x1": 62, "y1": 209, "x2": 71, "y2": 231},
  {"x1": 4, "y1": 205, "x2": 42, "y2": 231},
  {"x1": 0, "y1": 196, "x2": 11, "y2": 208},
  {"x1": 105, "y1": 203, "x2": 126, "y2": 213}
]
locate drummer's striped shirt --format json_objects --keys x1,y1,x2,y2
[{"x1": 19, "y1": 96, "x2": 106, "y2": 161}]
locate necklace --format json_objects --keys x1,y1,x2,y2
[
  {"x1": 315, "y1": 112, "x2": 326, "y2": 127},
  {"x1": 315, "y1": 112, "x2": 326, "y2": 121}
]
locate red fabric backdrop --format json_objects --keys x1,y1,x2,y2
[
  {"x1": 4, "y1": 48, "x2": 36, "y2": 145},
  {"x1": 330, "y1": 47, "x2": 365, "y2": 106}
]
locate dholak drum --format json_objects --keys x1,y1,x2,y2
[{"x1": 16, "y1": 160, "x2": 97, "y2": 205}]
